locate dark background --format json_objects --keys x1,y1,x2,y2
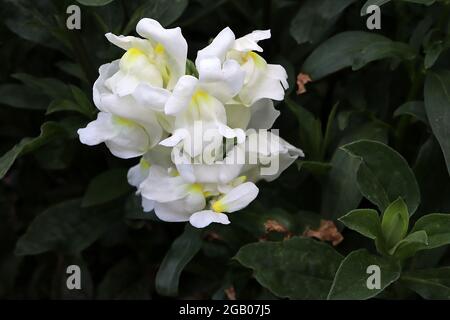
[{"x1": 0, "y1": 0, "x2": 449, "y2": 299}]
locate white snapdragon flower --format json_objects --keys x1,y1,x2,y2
[
  {"x1": 189, "y1": 182, "x2": 259, "y2": 228},
  {"x1": 196, "y1": 28, "x2": 288, "y2": 106},
  {"x1": 78, "y1": 111, "x2": 153, "y2": 159},
  {"x1": 135, "y1": 158, "x2": 258, "y2": 228},
  {"x1": 159, "y1": 58, "x2": 247, "y2": 157},
  {"x1": 79, "y1": 18, "x2": 304, "y2": 229},
  {"x1": 78, "y1": 18, "x2": 188, "y2": 158}
]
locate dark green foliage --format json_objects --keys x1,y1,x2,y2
[{"x1": 1, "y1": 0, "x2": 450, "y2": 300}]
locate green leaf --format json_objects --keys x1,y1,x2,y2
[
  {"x1": 381, "y1": 198, "x2": 410, "y2": 249},
  {"x1": 321, "y1": 149, "x2": 362, "y2": 219},
  {"x1": 124, "y1": 0, "x2": 188, "y2": 33},
  {"x1": 390, "y1": 231, "x2": 428, "y2": 259},
  {"x1": 97, "y1": 258, "x2": 150, "y2": 299},
  {"x1": 82, "y1": 168, "x2": 131, "y2": 207},
  {"x1": 328, "y1": 249, "x2": 401, "y2": 300},
  {"x1": 155, "y1": 225, "x2": 203, "y2": 297},
  {"x1": 297, "y1": 160, "x2": 332, "y2": 176},
  {"x1": 12, "y1": 73, "x2": 71, "y2": 99},
  {"x1": 76, "y1": 0, "x2": 115, "y2": 6},
  {"x1": 47, "y1": 86, "x2": 95, "y2": 118},
  {"x1": 401, "y1": 267, "x2": 450, "y2": 299},
  {"x1": 411, "y1": 213, "x2": 450, "y2": 249},
  {"x1": 235, "y1": 237, "x2": 344, "y2": 299},
  {"x1": 15, "y1": 199, "x2": 122, "y2": 255},
  {"x1": 341, "y1": 140, "x2": 421, "y2": 215},
  {"x1": 424, "y1": 71, "x2": 450, "y2": 176},
  {"x1": 394, "y1": 101, "x2": 429, "y2": 125},
  {"x1": 361, "y1": 0, "x2": 391, "y2": 16},
  {"x1": 0, "y1": 84, "x2": 48, "y2": 110},
  {"x1": 339, "y1": 209, "x2": 381, "y2": 240},
  {"x1": 361, "y1": 0, "x2": 436, "y2": 15},
  {"x1": 0, "y1": 122, "x2": 67, "y2": 179},
  {"x1": 290, "y1": 0, "x2": 357, "y2": 44},
  {"x1": 3, "y1": 0, "x2": 60, "y2": 47},
  {"x1": 302, "y1": 31, "x2": 415, "y2": 80},
  {"x1": 124, "y1": 194, "x2": 158, "y2": 221},
  {"x1": 186, "y1": 59, "x2": 199, "y2": 78},
  {"x1": 424, "y1": 41, "x2": 444, "y2": 69},
  {"x1": 47, "y1": 100, "x2": 84, "y2": 116},
  {"x1": 286, "y1": 99, "x2": 323, "y2": 160}
]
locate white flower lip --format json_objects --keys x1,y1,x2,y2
[{"x1": 79, "y1": 18, "x2": 304, "y2": 228}]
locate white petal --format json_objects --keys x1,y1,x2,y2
[
  {"x1": 154, "y1": 192, "x2": 205, "y2": 222},
  {"x1": 99, "y1": 94, "x2": 163, "y2": 148},
  {"x1": 267, "y1": 63, "x2": 289, "y2": 89},
  {"x1": 196, "y1": 27, "x2": 235, "y2": 65},
  {"x1": 159, "y1": 129, "x2": 188, "y2": 147},
  {"x1": 93, "y1": 61, "x2": 120, "y2": 112},
  {"x1": 225, "y1": 103, "x2": 251, "y2": 129},
  {"x1": 136, "y1": 18, "x2": 187, "y2": 89},
  {"x1": 233, "y1": 30, "x2": 271, "y2": 52},
  {"x1": 174, "y1": 162, "x2": 242, "y2": 185},
  {"x1": 127, "y1": 161, "x2": 149, "y2": 188},
  {"x1": 197, "y1": 58, "x2": 245, "y2": 103},
  {"x1": 141, "y1": 197, "x2": 155, "y2": 212},
  {"x1": 78, "y1": 113, "x2": 148, "y2": 159},
  {"x1": 189, "y1": 210, "x2": 230, "y2": 228},
  {"x1": 105, "y1": 33, "x2": 151, "y2": 52},
  {"x1": 261, "y1": 137, "x2": 304, "y2": 182},
  {"x1": 217, "y1": 182, "x2": 259, "y2": 213},
  {"x1": 104, "y1": 119, "x2": 151, "y2": 159},
  {"x1": 165, "y1": 75, "x2": 198, "y2": 115},
  {"x1": 132, "y1": 83, "x2": 170, "y2": 112},
  {"x1": 77, "y1": 112, "x2": 116, "y2": 146},
  {"x1": 217, "y1": 124, "x2": 246, "y2": 143},
  {"x1": 247, "y1": 99, "x2": 280, "y2": 129},
  {"x1": 139, "y1": 166, "x2": 190, "y2": 202},
  {"x1": 142, "y1": 145, "x2": 172, "y2": 168},
  {"x1": 245, "y1": 131, "x2": 304, "y2": 182}
]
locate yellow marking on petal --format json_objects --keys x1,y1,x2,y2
[
  {"x1": 236, "y1": 175, "x2": 247, "y2": 184},
  {"x1": 123, "y1": 47, "x2": 146, "y2": 62},
  {"x1": 189, "y1": 90, "x2": 211, "y2": 111},
  {"x1": 193, "y1": 89, "x2": 209, "y2": 100},
  {"x1": 212, "y1": 200, "x2": 227, "y2": 213},
  {"x1": 120, "y1": 47, "x2": 151, "y2": 70},
  {"x1": 203, "y1": 191, "x2": 214, "y2": 198},
  {"x1": 113, "y1": 116, "x2": 135, "y2": 127},
  {"x1": 140, "y1": 158, "x2": 151, "y2": 169},
  {"x1": 243, "y1": 51, "x2": 266, "y2": 68},
  {"x1": 189, "y1": 183, "x2": 203, "y2": 194},
  {"x1": 168, "y1": 168, "x2": 180, "y2": 177},
  {"x1": 154, "y1": 43, "x2": 165, "y2": 55}
]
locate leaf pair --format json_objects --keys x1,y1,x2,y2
[{"x1": 340, "y1": 200, "x2": 450, "y2": 260}]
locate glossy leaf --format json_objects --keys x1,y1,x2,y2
[
  {"x1": 339, "y1": 209, "x2": 381, "y2": 240},
  {"x1": 401, "y1": 267, "x2": 450, "y2": 299},
  {"x1": 82, "y1": 168, "x2": 131, "y2": 207},
  {"x1": 341, "y1": 140, "x2": 421, "y2": 215},
  {"x1": 235, "y1": 237, "x2": 343, "y2": 299},
  {"x1": 15, "y1": 199, "x2": 122, "y2": 255},
  {"x1": 328, "y1": 249, "x2": 401, "y2": 299},
  {"x1": 302, "y1": 31, "x2": 415, "y2": 80},
  {"x1": 411, "y1": 214, "x2": 450, "y2": 249},
  {"x1": 424, "y1": 71, "x2": 450, "y2": 176},
  {"x1": 155, "y1": 225, "x2": 203, "y2": 297},
  {"x1": 0, "y1": 122, "x2": 67, "y2": 179},
  {"x1": 381, "y1": 198, "x2": 410, "y2": 249}
]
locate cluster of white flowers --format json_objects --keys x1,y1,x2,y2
[{"x1": 78, "y1": 18, "x2": 303, "y2": 228}]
